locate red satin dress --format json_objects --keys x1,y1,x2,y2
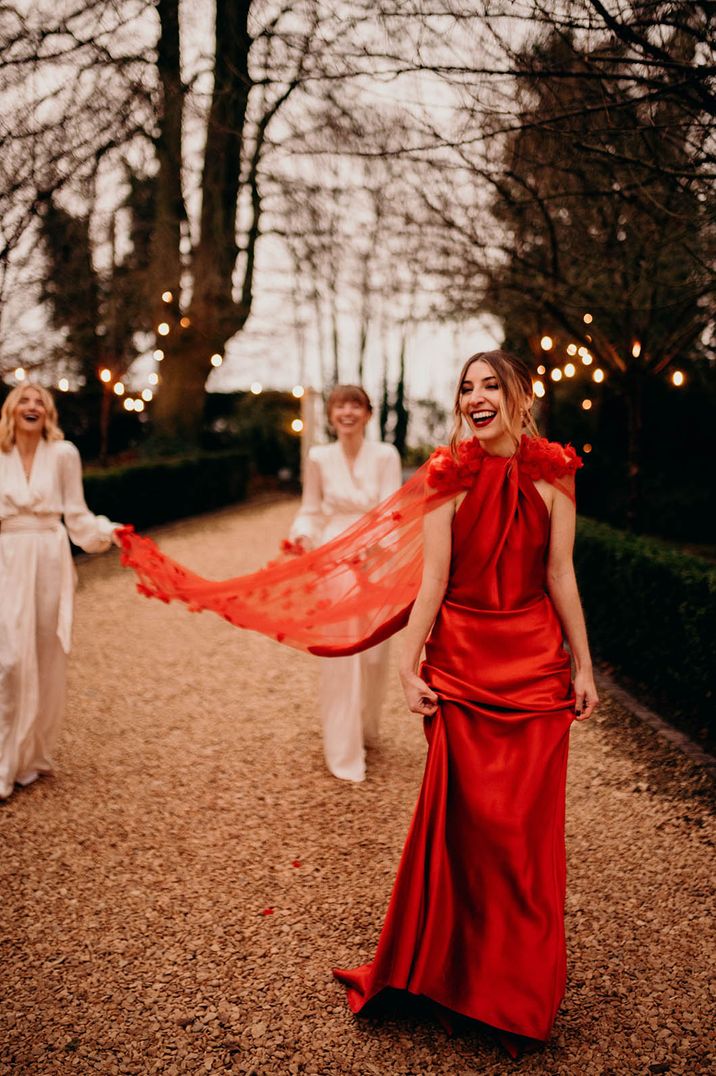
[{"x1": 334, "y1": 452, "x2": 575, "y2": 1046}]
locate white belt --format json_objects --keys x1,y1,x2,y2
[{"x1": 0, "y1": 513, "x2": 62, "y2": 534}]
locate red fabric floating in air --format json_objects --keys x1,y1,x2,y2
[{"x1": 117, "y1": 436, "x2": 580, "y2": 657}]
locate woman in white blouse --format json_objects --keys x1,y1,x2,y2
[
  {"x1": 289, "y1": 385, "x2": 402, "y2": 782},
  {"x1": 0, "y1": 383, "x2": 119, "y2": 800}
]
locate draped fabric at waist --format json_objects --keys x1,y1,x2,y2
[
  {"x1": 423, "y1": 594, "x2": 573, "y2": 716},
  {"x1": 0, "y1": 513, "x2": 74, "y2": 652},
  {"x1": 0, "y1": 513, "x2": 62, "y2": 534}
]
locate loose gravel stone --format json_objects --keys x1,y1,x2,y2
[{"x1": 1, "y1": 498, "x2": 714, "y2": 1075}]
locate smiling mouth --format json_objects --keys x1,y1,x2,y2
[
  {"x1": 470, "y1": 410, "x2": 497, "y2": 428},
  {"x1": 22, "y1": 413, "x2": 40, "y2": 422}
]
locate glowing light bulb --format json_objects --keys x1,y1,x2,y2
[
  {"x1": 134, "y1": 399, "x2": 145, "y2": 413},
  {"x1": 540, "y1": 335, "x2": 553, "y2": 351},
  {"x1": 671, "y1": 369, "x2": 685, "y2": 387},
  {"x1": 153, "y1": 349, "x2": 164, "y2": 361},
  {"x1": 583, "y1": 313, "x2": 593, "y2": 324},
  {"x1": 58, "y1": 378, "x2": 69, "y2": 392},
  {"x1": 292, "y1": 385, "x2": 305, "y2": 398},
  {"x1": 593, "y1": 368, "x2": 605, "y2": 383},
  {"x1": 113, "y1": 382, "x2": 125, "y2": 396},
  {"x1": 582, "y1": 399, "x2": 593, "y2": 411},
  {"x1": 124, "y1": 398, "x2": 135, "y2": 412},
  {"x1": 210, "y1": 353, "x2": 223, "y2": 368},
  {"x1": 632, "y1": 341, "x2": 641, "y2": 358},
  {"x1": 250, "y1": 382, "x2": 262, "y2": 395},
  {"x1": 533, "y1": 380, "x2": 545, "y2": 398},
  {"x1": 179, "y1": 316, "x2": 190, "y2": 328},
  {"x1": 14, "y1": 367, "x2": 26, "y2": 381},
  {"x1": 141, "y1": 388, "x2": 153, "y2": 402},
  {"x1": 583, "y1": 443, "x2": 593, "y2": 453},
  {"x1": 162, "y1": 290, "x2": 173, "y2": 303},
  {"x1": 537, "y1": 365, "x2": 546, "y2": 375},
  {"x1": 291, "y1": 418, "x2": 304, "y2": 433},
  {"x1": 567, "y1": 344, "x2": 577, "y2": 356},
  {"x1": 100, "y1": 368, "x2": 112, "y2": 383},
  {"x1": 550, "y1": 368, "x2": 562, "y2": 382},
  {"x1": 148, "y1": 372, "x2": 159, "y2": 385},
  {"x1": 157, "y1": 322, "x2": 170, "y2": 336},
  {"x1": 564, "y1": 363, "x2": 576, "y2": 378}
]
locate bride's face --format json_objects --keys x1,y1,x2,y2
[
  {"x1": 458, "y1": 360, "x2": 506, "y2": 444},
  {"x1": 13, "y1": 387, "x2": 47, "y2": 437}
]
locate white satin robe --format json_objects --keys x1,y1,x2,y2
[
  {"x1": 290, "y1": 440, "x2": 403, "y2": 782},
  {"x1": 0, "y1": 439, "x2": 115, "y2": 798}
]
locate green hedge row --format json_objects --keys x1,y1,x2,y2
[
  {"x1": 575, "y1": 517, "x2": 716, "y2": 744},
  {"x1": 83, "y1": 450, "x2": 250, "y2": 531}
]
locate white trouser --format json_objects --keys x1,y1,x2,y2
[{"x1": 318, "y1": 639, "x2": 390, "y2": 782}]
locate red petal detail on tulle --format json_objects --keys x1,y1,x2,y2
[
  {"x1": 292, "y1": 860, "x2": 301, "y2": 868},
  {"x1": 260, "y1": 907, "x2": 274, "y2": 916}
]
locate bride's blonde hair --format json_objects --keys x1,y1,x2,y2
[
  {"x1": 0, "y1": 382, "x2": 64, "y2": 452},
  {"x1": 449, "y1": 350, "x2": 538, "y2": 457}
]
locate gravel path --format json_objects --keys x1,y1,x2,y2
[{"x1": 1, "y1": 498, "x2": 714, "y2": 1076}]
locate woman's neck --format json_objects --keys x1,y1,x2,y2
[
  {"x1": 481, "y1": 432, "x2": 520, "y2": 459},
  {"x1": 15, "y1": 430, "x2": 42, "y2": 457},
  {"x1": 337, "y1": 430, "x2": 365, "y2": 461}
]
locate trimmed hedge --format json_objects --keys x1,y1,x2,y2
[
  {"x1": 83, "y1": 450, "x2": 250, "y2": 531},
  {"x1": 575, "y1": 517, "x2": 716, "y2": 744}
]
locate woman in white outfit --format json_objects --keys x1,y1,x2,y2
[
  {"x1": 0, "y1": 383, "x2": 119, "y2": 800},
  {"x1": 289, "y1": 385, "x2": 402, "y2": 782}
]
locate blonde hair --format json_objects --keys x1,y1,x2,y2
[
  {"x1": 0, "y1": 382, "x2": 64, "y2": 452},
  {"x1": 449, "y1": 350, "x2": 538, "y2": 457}
]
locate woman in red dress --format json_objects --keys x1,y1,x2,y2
[{"x1": 333, "y1": 350, "x2": 599, "y2": 1056}]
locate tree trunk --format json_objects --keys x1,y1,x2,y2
[
  {"x1": 393, "y1": 334, "x2": 409, "y2": 457},
  {"x1": 625, "y1": 372, "x2": 643, "y2": 531},
  {"x1": 152, "y1": 334, "x2": 211, "y2": 445}
]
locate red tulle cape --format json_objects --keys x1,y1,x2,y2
[{"x1": 118, "y1": 435, "x2": 581, "y2": 655}]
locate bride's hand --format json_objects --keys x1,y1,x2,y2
[
  {"x1": 574, "y1": 669, "x2": 599, "y2": 721},
  {"x1": 400, "y1": 669, "x2": 439, "y2": 716}
]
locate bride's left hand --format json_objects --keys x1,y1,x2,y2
[{"x1": 574, "y1": 669, "x2": 599, "y2": 721}]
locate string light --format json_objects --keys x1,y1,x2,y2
[
  {"x1": 533, "y1": 379, "x2": 545, "y2": 398},
  {"x1": 124, "y1": 398, "x2": 135, "y2": 412},
  {"x1": 593, "y1": 368, "x2": 605, "y2": 383},
  {"x1": 157, "y1": 322, "x2": 170, "y2": 336},
  {"x1": 537, "y1": 365, "x2": 546, "y2": 375},
  {"x1": 579, "y1": 347, "x2": 593, "y2": 366},
  {"x1": 161, "y1": 291, "x2": 173, "y2": 303},
  {"x1": 567, "y1": 344, "x2": 577, "y2": 356},
  {"x1": 540, "y1": 335, "x2": 553, "y2": 351},
  {"x1": 583, "y1": 443, "x2": 593, "y2": 453},
  {"x1": 564, "y1": 363, "x2": 576, "y2": 378},
  {"x1": 113, "y1": 382, "x2": 125, "y2": 396},
  {"x1": 153, "y1": 349, "x2": 164, "y2": 361},
  {"x1": 250, "y1": 382, "x2": 262, "y2": 395},
  {"x1": 179, "y1": 316, "x2": 191, "y2": 328},
  {"x1": 583, "y1": 313, "x2": 593, "y2": 324},
  {"x1": 141, "y1": 388, "x2": 153, "y2": 402},
  {"x1": 210, "y1": 353, "x2": 223, "y2": 367},
  {"x1": 632, "y1": 341, "x2": 641, "y2": 358},
  {"x1": 100, "y1": 368, "x2": 112, "y2": 383},
  {"x1": 292, "y1": 385, "x2": 305, "y2": 398},
  {"x1": 148, "y1": 372, "x2": 159, "y2": 386},
  {"x1": 582, "y1": 399, "x2": 593, "y2": 411},
  {"x1": 672, "y1": 369, "x2": 685, "y2": 387},
  {"x1": 291, "y1": 418, "x2": 304, "y2": 433},
  {"x1": 58, "y1": 378, "x2": 69, "y2": 392},
  {"x1": 135, "y1": 399, "x2": 145, "y2": 413},
  {"x1": 550, "y1": 368, "x2": 562, "y2": 382},
  {"x1": 14, "y1": 367, "x2": 26, "y2": 381}
]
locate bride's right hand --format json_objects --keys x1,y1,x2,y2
[{"x1": 400, "y1": 669, "x2": 439, "y2": 716}]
